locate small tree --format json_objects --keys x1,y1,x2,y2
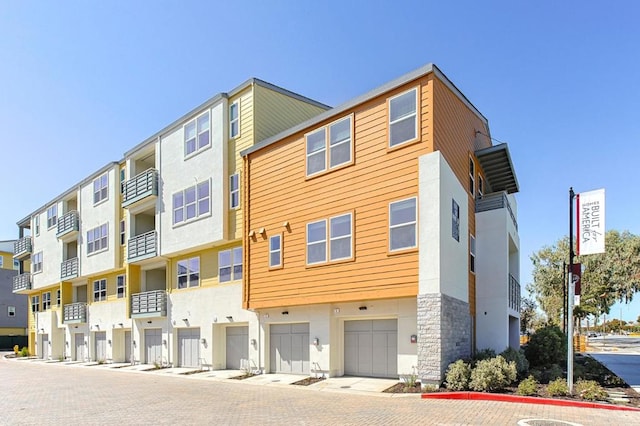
[{"x1": 524, "y1": 324, "x2": 566, "y2": 368}]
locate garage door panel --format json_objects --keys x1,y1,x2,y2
[
  {"x1": 95, "y1": 332, "x2": 107, "y2": 362},
  {"x1": 226, "y1": 326, "x2": 248, "y2": 370},
  {"x1": 178, "y1": 328, "x2": 200, "y2": 368},
  {"x1": 344, "y1": 320, "x2": 397, "y2": 378},
  {"x1": 145, "y1": 329, "x2": 162, "y2": 364},
  {"x1": 269, "y1": 323, "x2": 309, "y2": 374},
  {"x1": 75, "y1": 333, "x2": 85, "y2": 361}
]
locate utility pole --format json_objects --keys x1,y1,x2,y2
[{"x1": 568, "y1": 188, "x2": 575, "y2": 394}]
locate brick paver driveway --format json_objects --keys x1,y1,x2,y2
[{"x1": 2, "y1": 355, "x2": 639, "y2": 425}]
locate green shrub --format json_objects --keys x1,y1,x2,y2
[
  {"x1": 19, "y1": 347, "x2": 29, "y2": 357},
  {"x1": 500, "y1": 347, "x2": 529, "y2": 379},
  {"x1": 469, "y1": 356, "x2": 517, "y2": 392},
  {"x1": 473, "y1": 348, "x2": 496, "y2": 364},
  {"x1": 444, "y1": 359, "x2": 471, "y2": 391},
  {"x1": 575, "y1": 379, "x2": 608, "y2": 401},
  {"x1": 517, "y1": 375, "x2": 538, "y2": 396},
  {"x1": 547, "y1": 378, "x2": 569, "y2": 396},
  {"x1": 545, "y1": 364, "x2": 564, "y2": 382},
  {"x1": 524, "y1": 325, "x2": 566, "y2": 368}
]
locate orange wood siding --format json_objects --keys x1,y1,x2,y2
[{"x1": 244, "y1": 76, "x2": 435, "y2": 309}]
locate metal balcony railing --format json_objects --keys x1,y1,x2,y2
[
  {"x1": 12, "y1": 273, "x2": 31, "y2": 292},
  {"x1": 509, "y1": 274, "x2": 521, "y2": 311},
  {"x1": 476, "y1": 192, "x2": 518, "y2": 231},
  {"x1": 57, "y1": 210, "x2": 80, "y2": 238},
  {"x1": 13, "y1": 237, "x2": 32, "y2": 259},
  {"x1": 131, "y1": 290, "x2": 167, "y2": 318},
  {"x1": 63, "y1": 302, "x2": 87, "y2": 323},
  {"x1": 127, "y1": 231, "x2": 157, "y2": 262},
  {"x1": 122, "y1": 169, "x2": 159, "y2": 207},
  {"x1": 61, "y1": 257, "x2": 79, "y2": 280}
]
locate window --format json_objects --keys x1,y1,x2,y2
[
  {"x1": 93, "y1": 173, "x2": 109, "y2": 204},
  {"x1": 120, "y1": 220, "x2": 125, "y2": 245},
  {"x1": 184, "y1": 112, "x2": 210, "y2": 156},
  {"x1": 33, "y1": 252, "x2": 43, "y2": 274},
  {"x1": 229, "y1": 101, "x2": 240, "y2": 138},
  {"x1": 13, "y1": 259, "x2": 19, "y2": 270},
  {"x1": 56, "y1": 289, "x2": 61, "y2": 306},
  {"x1": 117, "y1": 275, "x2": 126, "y2": 298},
  {"x1": 389, "y1": 198, "x2": 417, "y2": 252},
  {"x1": 47, "y1": 205, "x2": 57, "y2": 229},
  {"x1": 230, "y1": 174, "x2": 240, "y2": 209},
  {"x1": 452, "y1": 199, "x2": 460, "y2": 242},
  {"x1": 31, "y1": 296, "x2": 40, "y2": 313},
  {"x1": 389, "y1": 88, "x2": 418, "y2": 147},
  {"x1": 173, "y1": 181, "x2": 210, "y2": 225},
  {"x1": 177, "y1": 257, "x2": 200, "y2": 289},
  {"x1": 120, "y1": 168, "x2": 126, "y2": 194},
  {"x1": 477, "y1": 175, "x2": 483, "y2": 199},
  {"x1": 0, "y1": 257, "x2": 3, "y2": 268},
  {"x1": 469, "y1": 157, "x2": 475, "y2": 196},
  {"x1": 306, "y1": 213, "x2": 352, "y2": 265},
  {"x1": 470, "y1": 234, "x2": 476, "y2": 273},
  {"x1": 269, "y1": 235, "x2": 282, "y2": 268},
  {"x1": 8, "y1": 306, "x2": 16, "y2": 317},
  {"x1": 34, "y1": 215, "x2": 40, "y2": 236},
  {"x1": 87, "y1": 224, "x2": 108, "y2": 254},
  {"x1": 93, "y1": 279, "x2": 107, "y2": 302},
  {"x1": 42, "y1": 292, "x2": 51, "y2": 310},
  {"x1": 219, "y1": 247, "x2": 242, "y2": 282},
  {"x1": 305, "y1": 116, "x2": 353, "y2": 177}
]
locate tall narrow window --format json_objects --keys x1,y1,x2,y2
[
  {"x1": 232, "y1": 247, "x2": 243, "y2": 280},
  {"x1": 184, "y1": 111, "x2": 210, "y2": 156},
  {"x1": 219, "y1": 248, "x2": 242, "y2": 282},
  {"x1": 120, "y1": 220, "x2": 125, "y2": 245},
  {"x1": 329, "y1": 117, "x2": 352, "y2": 168},
  {"x1": 56, "y1": 289, "x2": 61, "y2": 306},
  {"x1": 329, "y1": 213, "x2": 352, "y2": 261},
  {"x1": 269, "y1": 235, "x2": 282, "y2": 268},
  {"x1": 31, "y1": 296, "x2": 40, "y2": 313},
  {"x1": 120, "y1": 168, "x2": 126, "y2": 194},
  {"x1": 117, "y1": 275, "x2": 126, "y2": 298},
  {"x1": 230, "y1": 174, "x2": 240, "y2": 209},
  {"x1": 93, "y1": 173, "x2": 109, "y2": 204},
  {"x1": 452, "y1": 199, "x2": 460, "y2": 242},
  {"x1": 389, "y1": 88, "x2": 418, "y2": 147},
  {"x1": 306, "y1": 220, "x2": 327, "y2": 264},
  {"x1": 42, "y1": 292, "x2": 51, "y2": 310},
  {"x1": 389, "y1": 198, "x2": 417, "y2": 251},
  {"x1": 47, "y1": 205, "x2": 57, "y2": 229},
  {"x1": 93, "y1": 279, "x2": 107, "y2": 302},
  {"x1": 229, "y1": 101, "x2": 240, "y2": 138},
  {"x1": 477, "y1": 175, "x2": 483, "y2": 199},
  {"x1": 34, "y1": 215, "x2": 40, "y2": 236},
  {"x1": 469, "y1": 157, "x2": 475, "y2": 196},
  {"x1": 177, "y1": 257, "x2": 200, "y2": 289},
  {"x1": 306, "y1": 128, "x2": 326, "y2": 176},
  {"x1": 33, "y1": 252, "x2": 43, "y2": 273},
  {"x1": 470, "y1": 234, "x2": 476, "y2": 273}
]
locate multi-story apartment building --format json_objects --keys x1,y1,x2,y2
[
  {"x1": 1, "y1": 240, "x2": 27, "y2": 349},
  {"x1": 13, "y1": 78, "x2": 328, "y2": 366},
  {"x1": 241, "y1": 64, "x2": 520, "y2": 383}
]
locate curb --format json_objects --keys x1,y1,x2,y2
[{"x1": 421, "y1": 392, "x2": 640, "y2": 412}]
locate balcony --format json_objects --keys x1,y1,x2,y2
[
  {"x1": 509, "y1": 274, "x2": 521, "y2": 311},
  {"x1": 476, "y1": 192, "x2": 518, "y2": 231},
  {"x1": 127, "y1": 231, "x2": 157, "y2": 262},
  {"x1": 131, "y1": 290, "x2": 167, "y2": 318},
  {"x1": 61, "y1": 257, "x2": 79, "y2": 280},
  {"x1": 122, "y1": 169, "x2": 159, "y2": 208},
  {"x1": 12, "y1": 273, "x2": 31, "y2": 293},
  {"x1": 13, "y1": 237, "x2": 32, "y2": 260},
  {"x1": 63, "y1": 302, "x2": 87, "y2": 323},
  {"x1": 56, "y1": 210, "x2": 80, "y2": 241}
]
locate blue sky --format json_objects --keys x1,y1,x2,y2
[{"x1": 1, "y1": 1, "x2": 639, "y2": 321}]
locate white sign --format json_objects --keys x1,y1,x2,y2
[{"x1": 577, "y1": 188, "x2": 605, "y2": 255}]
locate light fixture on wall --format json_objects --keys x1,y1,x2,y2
[
  {"x1": 359, "y1": 306, "x2": 367, "y2": 311},
  {"x1": 201, "y1": 338, "x2": 206, "y2": 345},
  {"x1": 334, "y1": 308, "x2": 340, "y2": 314},
  {"x1": 108, "y1": 340, "x2": 112, "y2": 346},
  {"x1": 226, "y1": 316, "x2": 234, "y2": 322},
  {"x1": 182, "y1": 318, "x2": 188, "y2": 322},
  {"x1": 263, "y1": 313, "x2": 269, "y2": 319},
  {"x1": 162, "y1": 340, "x2": 167, "y2": 346},
  {"x1": 281, "y1": 311, "x2": 289, "y2": 316},
  {"x1": 39, "y1": 328, "x2": 44, "y2": 333},
  {"x1": 146, "y1": 321, "x2": 152, "y2": 324}
]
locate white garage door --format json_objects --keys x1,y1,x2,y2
[
  {"x1": 344, "y1": 319, "x2": 397, "y2": 378},
  {"x1": 94, "y1": 331, "x2": 107, "y2": 362},
  {"x1": 178, "y1": 328, "x2": 200, "y2": 368},
  {"x1": 270, "y1": 323, "x2": 309, "y2": 374},
  {"x1": 124, "y1": 331, "x2": 132, "y2": 363},
  {"x1": 75, "y1": 333, "x2": 85, "y2": 361},
  {"x1": 145, "y1": 329, "x2": 162, "y2": 365},
  {"x1": 41, "y1": 334, "x2": 49, "y2": 360},
  {"x1": 226, "y1": 326, "x2": 248, "y2": 370}
]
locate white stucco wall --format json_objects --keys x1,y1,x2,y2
[
  {"x1": 159, "y1": 102, "x2": 227, "y2": 257},
  {"x1": 418, "y1": 151, "x2": 469, "y2": 301},
  {"x1": 32, "y1": 204, "x2": 63, "y2": 289}
]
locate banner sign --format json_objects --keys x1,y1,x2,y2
[
  {"x1": 571, "y1": 263, "x2": 581, "y2": 295},
  {"x1": 576, "y1": 189, "x2": 605, "y2": 255}
]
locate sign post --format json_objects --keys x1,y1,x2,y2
[{"x1": 568, "y1": 188, "x2": 575, "y2": 393}]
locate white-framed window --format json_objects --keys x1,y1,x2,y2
[
  {"x1": 229, "y1": 100, "x2": 240, "y2": 138},
  {"x1": 306, "y1": 220, "x2": 327, "y2": 264},
  {"x1": 47, "y1": 205, "x2": 57, "y2": 229},
  {"x1": 93, "y1": 279, "x2": 107, "y2": 302},
  {"x1": 469, "y1": 157, "x2": 475, "y2": 196},
  {"x1": 120, "y1": 220, "x2": 125, "y2": 245},
  {"x1": 389, "y1": 197, "x2": 417, "y2": 252},
  {"x1": 8, "y1": 306, "x2": 15, "y2": 317},
  {"x1": 172, "y1": 180, "x2": 210, "y2": 225},
  {"x1": 477, "y1": 175, "x2": 483, "y2": 199},
  {"x1": 470, "y1": 234, "x2": 476, "y2": 273},
  {"x1": 56, "y1": 289, "x2": 61, "y2": 306},
  {"x1": 93, "y1": 173, "x2": 108, "y2": 204},
  {"x1": 116, "y1": 275, "x2": 126, "y2": 298},
  {"x1": 230, "y1": 174, "x2": 240, "y2": 209},
  {"x1": 42, "y1": 292, "x2": 51, "y2": 310},
  {"x1": 34, "y1": 215, "x2": 40, "y2": 236},
  {"x1": 269, "y1": 234, "x2": 282, "y2": 268},
  {"x1": 452, "y1": 199, "x2": 460, "y2": 242},
  {"x1": 305, "y1": 116, "x2": 353, "y2": 177},
  {"x1": 31, "y1": 295, "x2": 40, "y2": 313},
  {"x1": 120, "y1": 167, "x2": 126, "y2": 194},
  {"x1": 219, "y1": 247, "x2": 242, "y2": 282},
  {"x1": 32, "y1": 252, "x2": 43, "y2": 274},
  {"x1": 389, "y1": 88, "x2": 418, "y2": 147},
  {"x1": 177, "y1": 257, "x2": 200, "y2": 289},
  {"x1": 329, "y1": 213, "x2": 352, "y2": 261},
  {"x1": 87, "y1": 224, "x2": 108, "y2": 255},
  {"x1": 184, "y1": 111, "x2": 210, "y2": 156}
]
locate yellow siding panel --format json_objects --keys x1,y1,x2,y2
[{"x1": 0, "y1": 251, "x2": 14, "y2": 269}]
